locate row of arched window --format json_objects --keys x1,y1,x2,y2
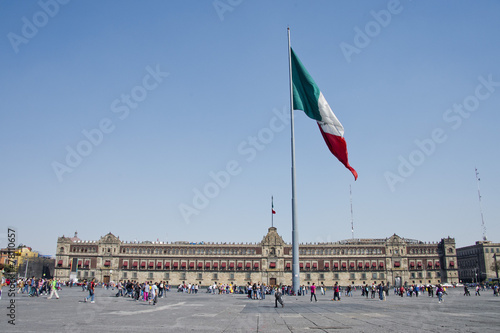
[{"x1": 121, "y1": 247, "x2": 257, "y2": 255}]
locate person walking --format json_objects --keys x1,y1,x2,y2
[
  {"x1": 274, "y1": 288, "x2": 284, "y2": 308},
  {"x1": 436, "y1": 284, "x2": 444, "y2": 303},
  {"x1": 475, "y1": 285, "x2": 481, "y2": 296},
  {"x1": 134, "y1": 282, "x2": 141, "y2": 301},
  {"x1": 150, "y1": 282, "x2": 158, "y2": 305},
  {"x1": 47, "y1": 279, "x2": 59, "y2": 300},
  {"x1": 464, "y1": 285, "x2": 471, "y2": 296},
  {"x1": 310, "y1": 283, "x2": 318, "y2": 302},
  {"x1": 84, "y1": 278, "x2": 95, "y2": 303}
]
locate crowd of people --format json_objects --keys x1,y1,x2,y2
[
  {"x1": 2, "y1": 276, "x2": 499, "y2": 306},
  {"x1": 1, "y1": 277, "x2": 64, "y2": 298},
  {"x1": 79, "y1": 279, "x2": 171, "y2": 305}
]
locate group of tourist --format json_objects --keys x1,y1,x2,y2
[
  {"x1": 463, "y1": 284, "x2": 500, "y2": 296},
  {"x1": 177, "y1": 282, "x2": 198, "y2": 293},
  {"x1": 3, "y1": 276, "x2": 500, "y2": 307},
  {"x1": 8, "y1": 277, "x2": 63, "y2": 298},
  {"x1": 394, "y1": 284, "x2": 440, "y2": 297}
]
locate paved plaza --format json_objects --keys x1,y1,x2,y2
[{"x1": 2, "y1": 286, "x2": 499, "y2": 332}]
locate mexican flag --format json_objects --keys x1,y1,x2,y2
[{"x1": 290, "y1": 48, "x2": 358, "y2": 180}]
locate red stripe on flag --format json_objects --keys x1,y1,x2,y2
[{"x1": 318, "y1": 123, "x2": 358, "y2": 180}]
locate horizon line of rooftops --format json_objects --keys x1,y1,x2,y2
[{"x1": 61, "y1": 236, "x2": 445, "y2": 246}]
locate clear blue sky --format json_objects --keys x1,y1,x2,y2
[{"x1": 1, "y1": 0, "x2": 499, "y2": 256}]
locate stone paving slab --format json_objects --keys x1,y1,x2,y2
[{"x1": 1, "y1": 286, "x2": 499, "y2": 332}]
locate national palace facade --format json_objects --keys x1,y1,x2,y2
[{"x1": 54, "y1": 227, "x2": 459, "y2": 287}]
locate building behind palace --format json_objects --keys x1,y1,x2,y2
[
  {"x1": 457, "y1": 240, "x2": 500, "y2": 283},
  {"x1": 1, "y1": 245, "x2": 42, "y2": 281},
  {"x1": 17, "y1": 256, "x2": 55, "y2": 279},
  {"x1": 54, "y1": 228, "x2": 459, "y2": 287}
]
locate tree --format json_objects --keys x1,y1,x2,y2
[{"x1": 2, "y1": 263, "x2": 17, "y2": 280}]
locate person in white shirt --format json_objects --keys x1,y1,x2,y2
[{"x1": 150, "y1": 283, "x2": 158, "y2": 305}]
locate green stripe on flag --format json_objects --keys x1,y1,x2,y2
[{"x1": 290, "y1": 48, "x2": 322, "y2": 122}]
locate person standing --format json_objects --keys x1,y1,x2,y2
[
  {"x1": 158, "y1": 281, "x2": 164, "y2": 298},
  {"x1": 47, "y1": 279, "x2": 59, "y2": 299},
  {"x1": 332, "y1": 282, "x2": 341, "y2": 301},
  {"x1": 378, "y1": 282, "x2": 385, "y2": 301},
  {"x1": 475, "y1": 285, "x2": 481, "y2": 296},
  {"x1": 310, "y1": 283, "x2": 317, "y2": 302},
  {"x1": 143, "y1": 281, "x2": 149, "y2": 301}
]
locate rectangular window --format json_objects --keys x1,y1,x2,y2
[
  {"x1": 122, "y1": 272, "x2": 127, "y2": 278},
  {"x1": 229, "y1": 273, "x2": 235, "y2": 280},
  {"x1": 213, "y1": 273, "x2": 218, "y2": 280},
  {"x1": 427, "y1": 272, "x2": 432, "y2": 278},
  {"x1": 361, "y1": 273, "x2": 366, "y2": 279},
  {"x1": 485, "y1": 248, "x2": 489, "y2": 253},
  {"x1": 418, "y1": 272, "x2": 423, "y2": 278},
  {"x1": 164, "y1": 272, "x2": 170, "y2": 279},
  {"x1": 372, "y1": 273, "x2": 377, "y2": 279},
  {"x1": 197, "y1": 273, "x2": 203, "y2": 280},
  {"x1": 436, "y1": 272, "x2": 441, "y2": 278},
  {"x1": 305, "y1": 273, "x2": 311, "y2": 280},
  {"x1": 77, "y1": 270, "x2": 81, "y2": 277},
  {"x1": 133, "y1": 272, "x2": 137, "y2": 279},
  {"x1": 319, "y1": 273, "x2": 324, "y2": 280},
  {"x1": 245, "y1": 272, "x2": 251, "y2": 280},
  {"x1": 148, "y1": 272, "x2": 154, "y2": 279},
  {"x1": 411, "y1": 272, "x2": 415, "y2": 278},
  {"x1": 379, "y1": 273, "x2": 384, "y2": 279},
  {"x1": 350, "y1": 273, "x2": 355, "y2": 280},
  {"x1": 180, "y1": 272, "x2": 186, "y2": 280}
]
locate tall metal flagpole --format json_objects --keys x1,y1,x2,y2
[
  {"x1": 288, "y1": 27, "x2": 300, "y2": 294},
  {"x1": 475, "y1": 168, "x2": 487, "y2": 241},
  {"x1": 350, "y1": 185, "x2": 354, "y2": 239},
  {"x1": 271, "y1": 196, "x2": 274, "y2": 228}
]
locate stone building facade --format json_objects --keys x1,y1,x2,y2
[
  {"x1": 457, "y1": 240, "x2": 500, "y2": 283},
  {"x1": 54, "y1": 228, "x2": 459, "y2": 286}
]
